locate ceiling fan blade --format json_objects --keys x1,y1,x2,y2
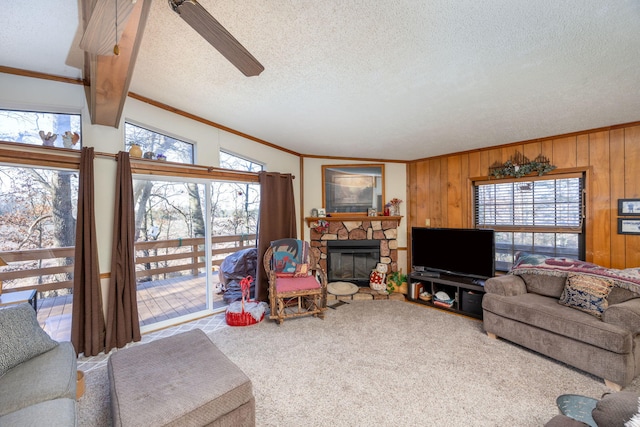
[{"x1": 170, "y1": 0, "x2": 264, "y2": 77}]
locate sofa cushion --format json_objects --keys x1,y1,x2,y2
[
  {"x1": 482, "y1": 293, "x2": 632, "y2": 353},
  {"x1": 0, "y1": 303, "x2": 58, "y2": 376},
  {"x1": 519, "y1": 273, "x2": 567, "y2": 298},
  {"x1": 558, "y1": 273, "x2": 614, "y2": 319},
  {"x1": 0, "y1": 342, "x2": 76, "y2": 416},
  {"x1": 0, "y1": 398, "x2": 76, "y2": 427},
  {"x1": 591, "y1": 392, "x2": 640, "y2": 427},
  {"x1": 608, "y1": 286, "x2": 640, "y2": 306}
]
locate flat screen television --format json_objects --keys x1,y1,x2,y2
[{"x1": 411, "y1": 227, "x2": 495, "y2": 280}]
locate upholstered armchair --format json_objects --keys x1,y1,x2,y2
[{"x1": 262, "y1": 239, "x2": 328, "y2": 324}]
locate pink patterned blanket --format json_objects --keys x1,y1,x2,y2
[{"x1": 510, "y1": 253, "x2": 640, "y2": 294}]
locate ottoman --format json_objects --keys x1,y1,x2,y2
[{"x1": 108, "y1": 329, "x2": 255, "y2": 427}]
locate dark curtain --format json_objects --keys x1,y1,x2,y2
[
  {"x1": 105, "y1": 151, "x2": 141, "y2": 352},
  {"x1": 256, "y1": 172, "x2": 297, "y2": 301},
  {"x1": 71, "y1": 147, "x2": 105, "y2": 356}
]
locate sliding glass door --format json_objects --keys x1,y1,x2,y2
[
  {"x1": 133, "y1": 175, "x2": 260, "y2": 331},
  {"x1": 133, "y1": 177, "x2": 210, "y2": 330}
]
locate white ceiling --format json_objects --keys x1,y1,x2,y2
[{"x1": 1, "y1": 1, "x2": 639, "y2": 160}]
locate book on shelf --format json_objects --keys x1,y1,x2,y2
[
  {"x1": 433, "y1": 300, "x2": 454, "y2": 308},
  {"x1": 411, "y1": 282, "x2": 424, "y2": 300}
]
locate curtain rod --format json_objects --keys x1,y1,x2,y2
[
  {"x1": 97, "y1": 150, "x2": 295, "y2": 179},
  {"x1": 0, "y1": 142, "x2": 294, "y2": 179}
]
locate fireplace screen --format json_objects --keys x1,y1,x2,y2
[{"x1": 327, "y1": 240, "x2": 380, "y2": 286}]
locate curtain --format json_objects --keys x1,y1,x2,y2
[
  {"x1": 256, "y1": 172, "x2": 297, "y2": 301},
  {"x1": 105, "y1": 151, "x2": 141, "y2": 352},
  {"x1": 71, "y1": 147, "x2": 105, "y2": 356}
]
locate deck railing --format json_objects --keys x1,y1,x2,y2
[{"x1": 0, "y1": 233, "x2": 256, "y2": 297}]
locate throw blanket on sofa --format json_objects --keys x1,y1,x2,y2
[{"x1": 510, "y1": 253, "x2": 640, "y2": 294}]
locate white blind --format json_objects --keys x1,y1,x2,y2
[{"x1": 475, "y1": 175, "x2": 584, "y2": 232}]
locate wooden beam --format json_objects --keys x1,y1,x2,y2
[{"x1": 82, "y1": 0, "x2": 151, "y2": 127}]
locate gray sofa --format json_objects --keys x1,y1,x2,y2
[
  {"x1": 482, "y1": 258, "x2": 640, "y2": 390},
  {"x1": 0, "y1": 303, "x2": 77, "y2": 426}
]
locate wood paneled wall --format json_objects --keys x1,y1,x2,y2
[{"x1": 407, "y1": 122, "x2": 640, "y2": 269}]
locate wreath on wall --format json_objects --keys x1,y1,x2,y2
[{"x1": 489, "y1": 152, "x2": 556, "y2": 179}]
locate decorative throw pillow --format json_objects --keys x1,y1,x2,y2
[
  {"x1": 558, "y1": 273, "x2": 614, "y2": 318},
  {"x1": 293, "y1": 263, "x2": 309, "y2": 277},
  {"x1": 0, "y1": 303, "x2": 58, "y2": 376},
  {"x1": 591, "y1": 392, "x2": 640, "y2": 427}
]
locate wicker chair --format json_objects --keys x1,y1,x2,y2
[{"x1": 263, "y1": 239, "x2": 328, "y2": 324}]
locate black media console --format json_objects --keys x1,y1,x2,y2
[{"x1": 408, "y1": 271, "x2": 486, "y2": 319}]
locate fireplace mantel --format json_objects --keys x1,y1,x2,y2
[{"x1": 305, "y1": 216, "x2": 401, "y2": 227}]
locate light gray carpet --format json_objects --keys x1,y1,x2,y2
[{"x1": 77, "y1": 301, "x2": 640, "y2": 426}]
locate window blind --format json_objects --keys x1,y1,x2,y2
[{"x1": 475, "y1": 175, "x2": 584, "y2": 232}]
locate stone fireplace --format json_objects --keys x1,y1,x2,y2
[{"x1": 307, "y1": 217, "x2": 401, "y2": 285}]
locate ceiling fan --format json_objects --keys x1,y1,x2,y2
[
  {"x1": 80, "y1": 0, "x2": 264, "y2": 77},
  {"x1": 169, "y1": 0, "x2": 265, "y2": 77}
]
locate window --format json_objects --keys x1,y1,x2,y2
[
  {"x1": 0, "y1": 109, "x2": 81, "y2": 149},
  {"x1": 0, "y1": 163, "x2": 78, "y2": 339},
  {"x1": 125, "y1": 122, "x2": 194, "y2": 164},
  {"x1": 220, "y1": 150, "x2": 263, "y2": 172},
  {"x1": 474, "y1": 174, "x2": 585, "y2": 271}
]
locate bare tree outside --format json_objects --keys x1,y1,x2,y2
[{"x1": 0, "y1": 110, "x2": 80, "y2": 299}]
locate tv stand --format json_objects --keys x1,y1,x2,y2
[{"x1": 408, "y1": 271, "x2": 486, "y2": 319}]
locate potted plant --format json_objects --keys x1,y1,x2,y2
[{"x1": 386, "y1": 270, "x2": 408, "y2": 294}]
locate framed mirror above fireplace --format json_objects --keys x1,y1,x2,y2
[{"x1": 322, "y1": 164, "x2": 385, "y2": 215}]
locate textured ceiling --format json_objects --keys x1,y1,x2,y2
[{"x1": 1, "y1": 0, "x2": 639, "y2": 160}]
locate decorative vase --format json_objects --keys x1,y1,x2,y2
[{"x1": 129, "y1": 144, "x2": 142, "y2": 158}]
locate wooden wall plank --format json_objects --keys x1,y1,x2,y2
[
  {"x1": 440, "y1": 158, "x2": 449, "y2": 227},
  {"x1": 487, "y1": 148, "x2": 503, "y2": 170},
  {"x1": 428, "y1": 159, "x2": 441, "y2": 227},
  {"x1": 416, "y1": 161, "x2": 429, "y2": 226},
  {"x1": 623, "y1": 126, "x2": 640, "y2": 267},
  {"x1": 588, "y1": 131, "x2": 611, "y2": 266},
  {"x1": 552, "y1": 136, "x2": 577, "y2": 169},
  {"x1": 609, "y1": 129, "x2": 625, "y2": 268},
  {"x1": 540, "y1": 140, "x2": 554, "y2": 162},
  {"x1": 447, "y1": 156, "x2": 462, "y2": 227},
  {"x1": 460, "y1": 154, "x2": 471, "y2": 228},
  {"x1": 523, "y1": 142, "x2": 542, "y2": 162},
  {"x1": 468, "y1": 151, "x2": 481, "y2": 178},
  {"x1": 576, "y1": 134, "x2": 589, "y2": 167}
]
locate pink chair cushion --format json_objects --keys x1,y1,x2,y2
[{"x1": 276, "y1": 275, "x2": 321, "y2": 292}]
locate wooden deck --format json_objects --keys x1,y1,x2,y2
[{"x1": 36, "y1": 273, "x2": 227, "y2": 341}]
